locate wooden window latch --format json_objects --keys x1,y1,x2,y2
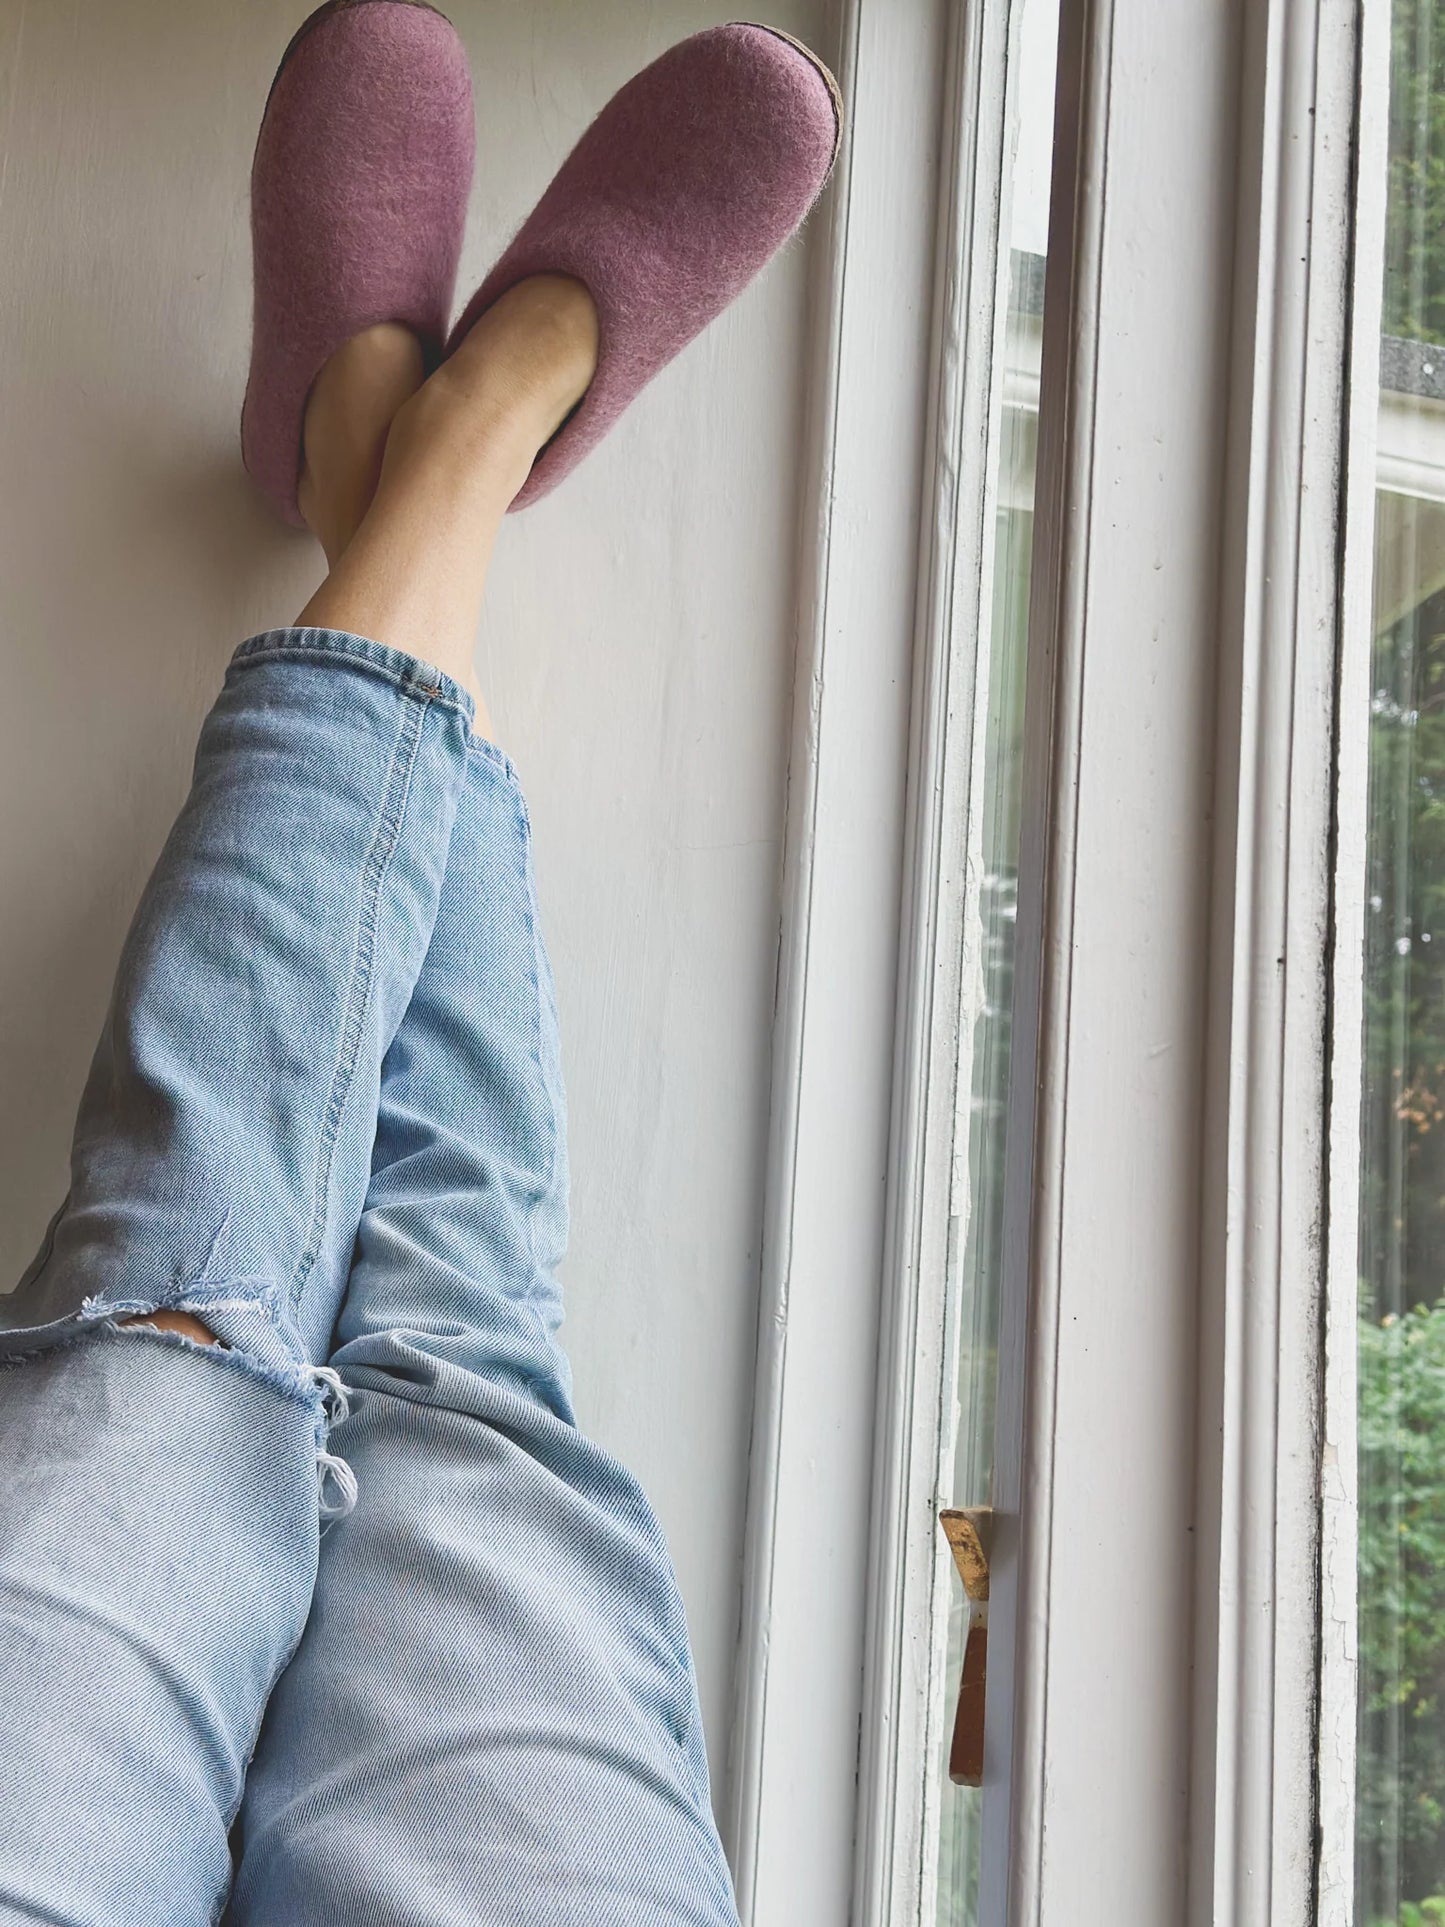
[{"x1": 939, "y1": 1506, "x2": 992, "y2": 1787}]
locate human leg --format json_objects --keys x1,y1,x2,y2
[
  {"x1": 0, "y1": 288, "x2": 531, "y2": 1917},
  {"x1": 296, "y1": 272, "x2": 597, "y2": 735},
  {"x1": 216, "y1": 24, "x2": 851, "y2": 1914},
  {"x1": 226, "y1": 731, "x2": 739, "y2": 1927},
  {"x1": 210, "y1": 238, "x2": 734, "y2": 1926},
  {"x1": 0, "y1": 220, "x2": 606, "y2": 1927},
  {"x1": 0, "y1": 6, "x2": 513, "y2": 1918},
  {"x1": 0, "y1": 620, "x2": 478, "y2": 1923}
]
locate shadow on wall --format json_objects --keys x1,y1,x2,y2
[{"x1": 0, "y1": 296, "x2": 314, "y2": 1286}]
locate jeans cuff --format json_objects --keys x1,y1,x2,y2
[{"x1": 229, "y1": 627, "x2": 477, "y2": 728}]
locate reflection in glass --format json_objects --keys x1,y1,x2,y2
[
  {"x1": 933, "y1": 265, "x2": 1033, "y2": 1925},
  {"x1": 1358, "y1": 2, "x2": 1445, "y2": 1919},
  {"x1": 934, "y1": 0, "x2": 1055, "y2": 1913}
]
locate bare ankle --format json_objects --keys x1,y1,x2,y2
[
  {"x1": 290, "y1": 283, "x2": 598, "y2": 708},
  {"x1": 416, "y1": 275, "x2": 600, "y2": 475},
  {"x1": 298, "y1": 322, "x2": 427, "y2": 561}
]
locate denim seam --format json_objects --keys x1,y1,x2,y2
[
  {"x1": 220, "y1": 1543, "x2": 324, "y2": 1867},
  {"x1": 288, "y1": 688, "x2": 433, "y2": 1318},
  {"x1": 511, "y1": 784, "x2": 561, "y2": 1361},
  {"x1": 465, "y1": 732, "x2": 523, "y2": 784}
]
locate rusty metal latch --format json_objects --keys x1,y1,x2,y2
[{"x1": 939, "y1": 1507, "x2": 992, "y2": 1787}]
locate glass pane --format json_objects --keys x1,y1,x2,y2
[
  {"x1": 935, "y1": 2, "x2": 1056, "y2": 1919},
  {"x1": 1358, "y1": 2, "x2": 1445, "y2": 1919}
]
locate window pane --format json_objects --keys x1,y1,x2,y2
[
  {"x1": 935, "y1": 3, "x2": 1056, "y2": 1918},
  {"x1": 1358, "y1": 2, "x2": 1445, "y2": 1917}
]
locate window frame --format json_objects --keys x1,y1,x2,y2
[
  {"x1": 851, "y1": 1, "x2": 1036, "y2": 1919},
  {"x1": 724, "y1": 4, "x2": 955, "y2": 1921},
  {"x1": 1181, "y1": 1, "x2": 1379, "y2": 1919},
  {"x1": 725, "y1": 0, "x2": 1382, "y2": 1920},
  {"x1": 1317, "y1": 1, "x2": 1390, "y2": 1918}
]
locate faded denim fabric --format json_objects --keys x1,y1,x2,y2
[{"x1": 0, "y1": 629, "x2": 738, "y2": 1927}]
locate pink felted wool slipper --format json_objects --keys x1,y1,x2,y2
[
  {"x1": 444, "y1": 22, "x2": 842, "y2": 511},
  {"x1": 242, "y1": 0, "x2": 475, "y2": 527}
]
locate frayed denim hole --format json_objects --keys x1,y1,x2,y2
[
  {"x1": 100, "y1": 1316, "x2": 307, "y2": 1400},
  {"x1": 111, "y1": 1320, "x2": 230, "y2": 1356},
  {"x1": 80, "y1": 1276, "x2": 288, "y2": 1332},
  {"x1": 107, "y1": 1328, "x2": 360, "y2": 1524}
]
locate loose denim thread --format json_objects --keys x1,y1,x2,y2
[{"x1": 311, "y1": 1364, "x2": 358, "y2": 1521}]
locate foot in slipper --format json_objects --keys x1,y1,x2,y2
[
  {"x1": 445, "y1": 23, "x2": 843, "y2": 511},
  {"x1": 242, "y1": 0, "x2": 476, "y2": 529}
]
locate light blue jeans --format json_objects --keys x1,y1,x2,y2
[{"x1": 0, "y1": 629, "x2": 739, "y2": 1927}]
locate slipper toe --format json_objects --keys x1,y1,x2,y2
[
  {"x1": 242, "y1": 0, "x2": 476, "y2": 527},
  {"x1": 445, "y1": 22, "x2": 842, "y2": 511}
]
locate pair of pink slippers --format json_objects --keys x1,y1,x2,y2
[{"x1": 241, "y1": 2, "x2": 843, "y2": 527}]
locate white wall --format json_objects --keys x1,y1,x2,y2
[{"x1": 0, "y1": 0, "x2": 827, "y2": 1811}]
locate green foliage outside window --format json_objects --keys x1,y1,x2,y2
[
  {"x1": 1360, "y1": 2, "x2": 1445, "y2": 1915},
  {"x1": 1368, "y1": 1901, "x2": 1445, "y2": 1927},
  {"x1": 1385, "y1": 0, "x2": 1445, "y2": 343},
  {"x1": 1358, "y1": 1293, "x2": 1445, "y2": 1911}
]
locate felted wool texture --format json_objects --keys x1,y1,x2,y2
[
  {"x1": 446, "y1": 23, "x2": 842, "y2": 511},
  {"x1": 242, "y1": 1, "x2": 475, "y2": 527}
]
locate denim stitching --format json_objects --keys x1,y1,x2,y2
[
  {"x1": 288, "y1": 688, "x2": 432, "y2": 1317},
  {"x1": 505, "y1": 781, "x2": 562, "y2": 1369},
  {"x1": 233, "y1": 649, "x2": 462, "y2": 719},
  {"x1": 465, "y1": 732, "x2": 521, "y2": 782}
]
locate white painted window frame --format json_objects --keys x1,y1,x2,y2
[
  {"x1": 1318, "y1": 1, "x2": 1390, "y2": 1920},
  {"x1": 724, "y1": 5, "x2": 951, "y2": 1919},
  {"x1": 724, "y1": 0, "x2": 1386, "y2": 1921},
  {"x1": 850, "y1": 1, "x2": 1031, "y2": 1920},
  {"x1": 1184, "y1": 3, "x2": 1384, "y2": 1922}
]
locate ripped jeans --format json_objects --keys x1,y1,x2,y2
[{"x1": 0, "y1": 630, "x2": 739, "y2": 1927}]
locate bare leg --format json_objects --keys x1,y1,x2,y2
[
  {"x1": 296, "y1": 273, "x2": 599, "y2": 738},
  {"x1": 295, "y1": 322, "x2": 429, "y2": 564},
  {"x1": 122, "y1": 277, "x2": 596, "y2": 1349},
  {"x1": 121, "y1": 1308, "x2": 222, "y2": 1344}
]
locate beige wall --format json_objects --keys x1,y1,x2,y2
[{"x1": 0, "y1": 0, "x2": 825, "y2": 1813}]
